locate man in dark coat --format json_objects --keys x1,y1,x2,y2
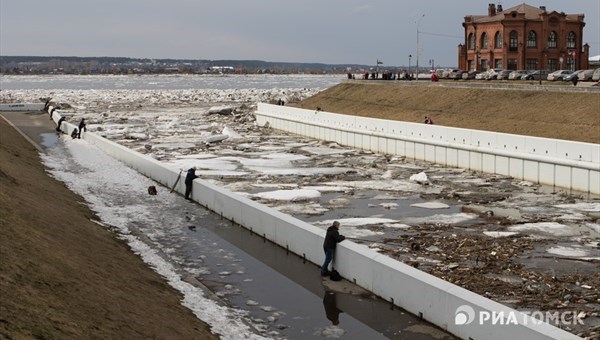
[
  {"x1": 77, "y1": 118, "x2": 86, "y2": 138},
  {"x1": 321, "y1": 221, "x2": 345, "y2": 276},
  {"x1": 184, "y1": 167, "x2": 198, "y2": 200}
]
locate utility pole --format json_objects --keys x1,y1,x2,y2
[{"x1": 416, "y1": 14, "x2": 425, "y2": 80}]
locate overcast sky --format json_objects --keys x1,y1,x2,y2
[{"x1": 1, "y1": 1, "x2": 598, "y2": 67}]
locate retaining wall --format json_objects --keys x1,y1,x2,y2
[
  {"x1": 255, "y1": 103, "x2": 600, "y2": 195},
  {"x1": 40, "y1": 105, "x2": 580, "y2": 340}
]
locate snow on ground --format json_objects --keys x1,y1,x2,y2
[{"x1": 40, "y1": 136, "x2": 268, "y2": 340}]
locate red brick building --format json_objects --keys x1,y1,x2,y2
[{"x1": 458, "y1": 3, "x2": 589, "y2": 72}]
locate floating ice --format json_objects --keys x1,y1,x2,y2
[
  {"x1": 546, "y1": 246, "x2": 588, "y2": 257},
  {"x1": 410, "y1": 202, "x2": 450, "y2": 209},
  {"x1": 554, "y1": 203, "x2": 600, "y2": 212},
  {"x1": 409, "y1": 172, "x2": 429, "y2": 184},
  {"x1": 507, "y1": 222, "x2": 577, "y2": 236},
  {"x1": 252, "y1": 189, "x2": 321, "y2": 201},
  {"x1": 483, "y1": 231, "x2": 520, "y2": 238},
  {"x1": 313, "y1": 218, "x2": 398, "y2": 227}
]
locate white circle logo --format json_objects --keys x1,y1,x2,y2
[{"x1": 455, "y1": 305, "x2": 476, "y2": 325}]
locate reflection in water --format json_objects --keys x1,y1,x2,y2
[{"x1": 323, "y1": 290, "x2": 343, "y2": 325}]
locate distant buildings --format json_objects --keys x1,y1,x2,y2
[{"x1": 458, "y1": 3, "x2": 589, "y2": 72}]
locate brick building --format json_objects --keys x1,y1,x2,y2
[{"x1": 458, "y1": 3, "x2": 589, "y2": 72}]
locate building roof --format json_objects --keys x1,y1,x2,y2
[{"x1": 467, "y1": 3, "x2": 583, "y2": 23}]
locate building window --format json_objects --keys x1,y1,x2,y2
[
  {"x1": 509, "y1": 31, "x2": 518, "y2": 51},
  {"x1": 468, "y1": 60, "x2": 474, "y2": 71},
  {"x1": 481, "y1": 59, "x2": 489, "y2": 71},
  {"x1": 468, "y1": 33, "x2": 475, "y2": 50},
  {"x1": 567, "y1": 31, "x2": 576, "y2": 49},
  {"x1": 526, "y1": 59, "x2": 538, "y2": 70},
  {"x1": 567, "y1": 56, "x2": 575, "y2": 71},
  {"x1": 494, "y1": 59, "x2": 502, "y2": 68},
  {"x1": 481, "y1": 32, "x2": 488, "y2": 49},
  {"x1": 548, "y1": 59, "x2": 558, "y2": 71},
  {"x1": 548, "y1": 31, "x2": 557, "y2": 48},
  {"x1": 527, "y1": 31, "x2": 537, "y2": 48},
  {"x1": 495, "y1": 31, "x2": 502, "y2": 49},
  {"x1": 508, "y1": 59, "x2": 517, "y2": 70}
]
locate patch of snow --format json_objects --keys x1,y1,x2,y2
[
  {"x1": 410, "y1": 202, "x2": 450, "y2": 209},
  {"x1": 252, "y1": 189, "x2": 321, "y2": 201},
  {"x1": 507, "y1": 222, "x2": 577, "y2": 236}
]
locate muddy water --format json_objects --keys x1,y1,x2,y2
[{"x1": 174, "y1": 206, "x2": 456, "y2": 339}]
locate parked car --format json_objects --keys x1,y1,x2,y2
[
  {"x1": 449, "y1": 69, "x2": 465, "y2": 79},
  {"x1": 508, "y1": 70, "x2": 528, "y2": 80},
  {"x1": 495, "y1": 70, "x2": 511, "y2": 80},
  {"x1": 577, "y1": 69, "x2": 595, "y2": 81},
  {"x1": 593, "y1": 68, "x2": 600, "y2": 82},
  {"x1": 547, "y1": 70, "x2": 573, "y2": 81},
  {"x1": 462, "y1": 71, "x2": 479, "y2": 80},
  {"x1": 522, "y1": 70, "x2": 551, "y2": 80},
  {"x1": 475, "y1": 72, "x2": 487, "y2": 80},
  {"x1": 484, "y1": 68, "x2": 503, "y2": 80},
  {"x1": 563, "y1": 70, "x2": 584, "y2": 82}
]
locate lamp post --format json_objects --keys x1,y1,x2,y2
[
  {"x1": 416, "y1": 14, "x2": 425, "y2": 80},
  {"x1": 408, "y1": 54, "x2": 412, "y2": 80},
  {"x1": 429, "y1": 59, "x2": 434, "y2": 72}
]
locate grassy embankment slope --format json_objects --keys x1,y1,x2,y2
[
  {"x1": 0, "y1": 118, "x2": 217, "y2": 339},
  {"x1": 295, "y1": 82, "x2": 600, "y2": 144}
]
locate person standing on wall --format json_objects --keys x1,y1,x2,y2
[
  {"x1": 77, "y1": 118, "x2": 86, "y2": 138},
  {"x1": 321, "y1": 221, "x2": 345, "y2": 276},
  {"x1": 184, "y1": 167, "x2": 198, "y2": 200}
]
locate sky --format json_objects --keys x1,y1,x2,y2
[{"x1": 1, "y1": 0, "x2": 599, "y2": 67}]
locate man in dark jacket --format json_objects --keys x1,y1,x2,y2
[
  {"x1": 321, "y1": 221, "x2": 345, "y2": 276},
  {"x1": 184, "y1": 167, "x2": 198, "y2": 200}
]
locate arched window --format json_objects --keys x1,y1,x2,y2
[
  {"x1": 548, "y1": 31, "x2": 557, "y2": 48},
  {"x1": 509, "y1": 31, "x2": 518, "y2": 51},
  {"x1": 495, "y1": 31, "x2": 502, "y2": 49},
  {"x1": 468, "y1": 33, "x2": 475, "y2": 50},
  {"x1": 527, "y1": 30, "x2": 537, "y2": 48},
  {"x1": 567, "y1": 31, "x2": 576, "y2": 49},
  {"x1": 481, "y1": 32, "x2": 488, "y2": 49}
]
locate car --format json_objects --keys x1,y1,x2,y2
[
  {"x1": 523, "y1": 70, "x2": 551, "y2": 80},
  {"x1": 577, "y1": 69, "x2": 595, "y2": 81},
  {"x1": 475, "y1": 72, "x2": 487, "y2": 80},
  {"x1": 593, "y1": 68, "x2": 600, "y2": 82},
  {"x1": 462, "y1": 71, "x2": 479, "y2": 79},
  {"x1": 449, "y1": 69, "x2": 465, "y2": 80},
  {"x1": 547, "y1": 70, "x2": 573, "y2": 81},
  {"x1": 484, "y1": 68, "x2": 503, "y2": 80},
  {"x1": 495, "y1": 70, "x2": 511, "y2": 80},
  {"x1": 508, "y1": 70, "x2": 528, "y2": 80},
  {"x1": 563, "y1": 70, "x2": 584, "y2": 82}
]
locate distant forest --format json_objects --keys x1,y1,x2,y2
[{"x1": 0, "y1": 56, "x2": 375, "y2": 75}]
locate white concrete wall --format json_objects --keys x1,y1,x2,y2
[
  {"x1": 0, "y1": 103, "x2": 45, "y2": 111},
  {"x1": 44, "y1": 107, "x2": 580, "y2": 340},
  {"x1": 256, "y1": 103, "x2": 600, "y2": 195}
]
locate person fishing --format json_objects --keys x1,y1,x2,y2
[{"x1": 184, "y1": 167, "x2": 198, "y2": 200}]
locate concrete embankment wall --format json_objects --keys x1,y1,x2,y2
[
  {"x1": 255, "y1": 103, "x2": 600, "y2": 195},
  {"x1": 29, "y1": 104, "x2": 581, "y2": 340}
]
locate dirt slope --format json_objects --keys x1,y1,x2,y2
[
  {"x1": 295, "y1": 82, "x2": 600, "y2": 144},
  {"x1": 0, "y1": 118, "x2": 218, "y2": 339}
]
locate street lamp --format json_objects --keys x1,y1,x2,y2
[
  {"x1": 408, "y1": 54, "x2": 412, "y2": 80},
  {"x1": 429, "y1": 59, "x2": 434, "y2": 71},
  {"x1": 416, "y1": 14, "x2": 425, "y2": 80}
]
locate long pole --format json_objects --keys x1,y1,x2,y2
[{"x1": 416, "y1": 14, "x2": 425, "y2": 80}]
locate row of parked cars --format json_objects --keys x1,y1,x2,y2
[{"x1": 439, "y1": 68, "x2": 600, "y2": 82}]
